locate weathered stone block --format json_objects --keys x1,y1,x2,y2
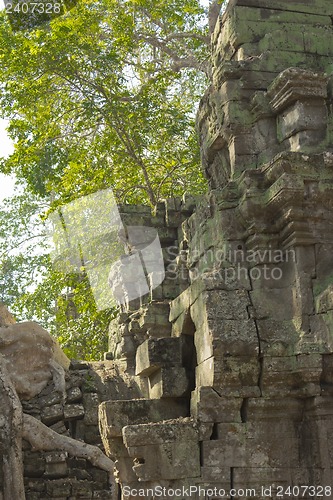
[
  {"x1": 200, "y1": 268, "x2": 252, "y2": 292},
  {"x1": 288, "y1": 129, "x2": 327, "y2": 151},
  {"x1": 314, "y1": 244, "x2": 333, "y2": 282},
  {"x1": 41, "y1": 404, "x2": 64, "y2": 425},
  {"x1": 315, "y1": 284, "x2": 333, "y2": 314},
  {"x1": 213, "y1": 357, "x2": 261, "y2": 396},
  {"x1": 66, "y1": 386, "x2": 82, "y2": 403},
  {"x1": 277, "y1": 100, "x2": 327, "y2": 143},
  {"x1": 202, "y1": 429, "x2": 300, "y2": 468},
  {"x1": 99, "y1": 399, "x2": 189, "y2": 438},
  {"x1": 44, "y1": 452, "x2": 68, "y2": 479},
  {"x1": 64, "y1": 404, "x2": 85, "y2": 420},
  {"x1": 256, "y1": 319, "x2": 300, "y2": 356},
  {"x1": 44, "y1": 461, "x2": 68, "y2": 479},
  {"x1": 223, "y1": 5, "x2": 332, "y2": 28},
  {"x1": 259, "y1": 28, "x2": 306, "y2": 54},
  {"x1": 83, "y1": 393, "x2": 99, "y2": 426},
  {"x1": 194, "y1": 318, "x2": 258, "y2": 364},
  {"x1": 321, "y1": 354, "x2": 333, "y2": 389},
  {"x1": 304, "y1": 27, "x2": 333, "y2": 56},
  {"x1": 45, "y1": 451, "x2": 68, "y2": 464},
  {"x1": 135, "y1": 337, "x2": 183, "y2": 376},
  {"x1": 195, "y1": 354, "x2": 260, "y2": 397},
  {"x1": 45, "y1": 479, "x2": 72, "y2": 496},
  {"x1": 138, "y1": 303, "x2": 172, "y2": 336},
  {"x1": 92, "y1": 490, "x2": 114, "y2": 499},
  {"x1": 24, "y1": 451, "x2": 45, "y2": 478},
  {"x1": 191, "y1": 387, "x2": 243, "y2": 422},
  {"x1": 250, "y1": 288, "x2": 294, "y2": 320},
  {"x1": 190, "y1": 290, "x2": 250, "y2": 328},
  {"x1": 149, "y1": 367, "x2": 190, "y2": 399},
  {"x1": 169, "y1": 287, "x2": 192, "y2": 322},
  {"x1": 195, "y1": 357, "x2": 214, "y2": 387},
  {"x1": 232, "y1": 467, "x2": 294, "y2": 488},
  {"x1": 250, "y1": 260, "x2": 296, "y2": 290},
  {"x1": 236, "y1": 0, "x2": 333, "y2": 15},
  {"x1": 200, "y1": 466, "x2": 230, "y2": 483},
  {"x1": 71, "y1": 479, "x2": 93, "y2": 497},
  {"x1": 90, "y1": 468, "x2": 109, "y2": 487},
  {"x1": 306, "y1": 314, "x2": 333, "y2": 352},
  {"x1": 261, "y1": 355, "x2": 322, "y2": 397},
  {"x1": 122, "y1": 422, "x2": 200, "y2": 481},
  {"x1": 39, "y1": 390, "x2": 63, "y2": 408}
]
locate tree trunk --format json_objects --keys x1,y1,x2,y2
[{"x1": 0, "y1": 357, "x2": 26, "y2": 500}]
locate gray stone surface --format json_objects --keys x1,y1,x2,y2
[{"x1": 98, "y1": 0, "x2": 333, "y2": 497}]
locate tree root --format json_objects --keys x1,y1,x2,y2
[{"x1": 22, "y1": 413, "x2": 116, "y2": 486}]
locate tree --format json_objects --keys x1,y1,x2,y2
[
  {"x1": 0, "y1": 0, "x2": 224, "y2": 359},
  {"x1": 0, "y1": 0, "x2": 220, "y2": 206}
]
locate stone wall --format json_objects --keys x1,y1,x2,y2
[
  {"x1": 99, "y1": 0, "x2": 333, "y2": 498},
  {"x1": 2, "y1": 0, "x2": 333, "y2": 498}
]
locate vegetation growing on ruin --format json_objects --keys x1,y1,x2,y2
[{"x1": 0, "y1": 0, "x2": 223, "y2": 359}]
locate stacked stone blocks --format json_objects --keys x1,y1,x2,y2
[{"x1": 100, "y1": 0, "x2": 333, "y2": 497}]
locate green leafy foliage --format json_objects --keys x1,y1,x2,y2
[
  {"x1": 0, "y1": 0, "x2": 219, "y2": 359},
  {"x1": 0, "y1": 0, "x2": 210, "y2": 205}
]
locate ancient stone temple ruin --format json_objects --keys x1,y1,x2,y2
[{"x1": 2, "y1": 0, "x2": 333, "y2": 498}]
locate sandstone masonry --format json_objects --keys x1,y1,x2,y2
[{"x1": 100, "y1": 0, "x2": 333, "y2": 497}]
